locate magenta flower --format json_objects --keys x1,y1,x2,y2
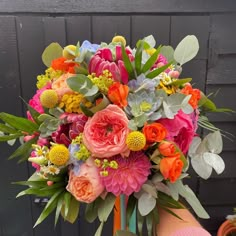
[
  {"x1": 89, "y1": 45, "x2": 134, "y2": 84},
  {"x1": 158, "y1": 110, "x2": 198, "y2": 154},
  {"x1": 101, "y1": 151, "x2": 151, "y2": 196}
]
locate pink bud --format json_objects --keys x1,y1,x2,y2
[
  {"x1": 169, "y1": 71, "x2": 180, "y2": 78},
  {"x1": 47, "y1": 181, "x2": 54, "y2": 186},
  {"x1": 157, "y1": 62, "x2": 165, "y2": 68}
]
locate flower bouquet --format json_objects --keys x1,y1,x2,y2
[{"x1": 0, "y1": 34, "x2": 232, "y2": 235}]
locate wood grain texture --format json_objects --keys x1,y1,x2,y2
[
  {"x1": 0, "y1": 16, "x2": 33, "y2": 236},
  {"x1": 0, "y1": 0, "x2": 236, "y2": 13}
]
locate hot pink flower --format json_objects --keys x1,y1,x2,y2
[
  {"x1": 83, "y1": 104, "x2": 130, "y2": 158},
  {"x1": 89, "y1": 46, "x2": 134, "y2": 84},
  {"x1": 101, "y1": 151, "x2": 151, "y2": 196},
  {"x1": 27, "y1": 83, "x2": 51, "y2": 120},
  {"x1": 158, "y1": 110, "x2": 198, "y2": 154},
  {"x1": 66, "y1": 157, "x2": 104, "y2": 203}
]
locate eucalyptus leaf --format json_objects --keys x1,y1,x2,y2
[
  {"x1": 142, "y1": 183, "x2": 157, "y2": 198},
  {"x1": 146, "y1": 211, "x2": 153, "y2": 236},
  {"x1": 143, "y1": 35, "x2": 156, "y2": 48},
  {"x1": 85, "y1": 198, "x2": 101, "y2": 223},
  {"x1": 138, "y1": 192, "x2": 156, "y2": 216},
  {"x1": 94, "y1": 221, "x2": 104, "y2": 236},
  {"x1": 98, "y1": 194, "x2": 116, "y2": 222},
  {"x1": 203, "y1": 152, "x2": 225, "y2": 175},
  {"x1": 126, "y1": 195, "x2": 137, "y2": 226},
  {"x1": 205, "y1": 131, "x2": 223, "y2": 154},
  {"x1": 174, "y1": 35, "x2": 199, "y2": 65},
  {"x1": 160, "y1": 46, "x2": 175, "y2": 63},
  {"x1": 42, "y1": 42, "x2": 63, "y2": 67},
  {"x1": 115, "y1": 230, "x2": 137, "y2": 236}
]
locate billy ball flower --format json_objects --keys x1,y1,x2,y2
[
  {"x1": 126, "y1": 131, "x2": 146, "y2": 151},
  {"x1": 40, "y1": 89, "x2": 58, "y2": 108},
  {"x1": 49, "y1": 144, "x2": 69, "y2": 166},
  {"x1": 112, "y1": 35, "x2": 126, "y2": 46},
  {"x1": 63, "y1": 45, "x2": 77, "y2": 60},
  {"x1": 101, "y1": 151, "x2": 151, "y2": 196}
]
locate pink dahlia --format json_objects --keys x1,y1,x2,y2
[
  {"x1": 101, "y1": 151, "x2": 151, "y2": 196},
  {"x1": 89, "y1": 45, "x2": 134, "y2": 84}
]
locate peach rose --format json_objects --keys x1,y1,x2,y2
[
  {"x1": 66, "y1": 157, "x2": 104, "y2": 203},
  {"x1": 158, "y1": 141, "x2": 177, "y2": 157},
  {"x1": 51, "y1": 73, "x2": 74, "y2": 99},
  {"x1": 83, "y1": 104, "x2": 130, "y2": 158},
  {"x1": 160, "y1": 156, "x2": 184, "y2": 183}
]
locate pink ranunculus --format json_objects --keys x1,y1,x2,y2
[
  {"x1": 158, "y1": 110, "x2": 198, "y2": 154},
  {"x1": 66, "y1": 157, "x2": 104, "y2": 203},
  {"x1": 88, "y1": 46, "x2": 134, "y2": 84},
  {"x1": 83, "y1": 104, "x2": 130, "y2": 158},
  {"x1": 27, "y1": 83, "x2": 51, "y2": 120}
]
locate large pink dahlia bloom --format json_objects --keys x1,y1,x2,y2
[
  {"x1": 89, "y1": 45, "x2": 134, "y2": 84},
  {"x1": 101, "y1": 151, "x2": 151, "y2": 196}
]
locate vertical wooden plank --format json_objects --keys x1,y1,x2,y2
[
  {"x1": 66, "y1": 16, "x2": 92, "y2": 45},
  {"x1": 43, "y1": 17, "x2": 66, "y2": 46},
  {"x1": 170, "y1": 16, "x2": 210, "y2": 59},
  {"x1": 132, "y1": 16, "x2": 170, "y2": 47},
  {"x1": 0, "y1": 16, "x2": 33, "y2": 236},
  {"x1": 92, "y1": 15, "x2": 131, "y2": 45},
  {"x1": 15, "y1": 15, "x2": 61, "y2": 236}
]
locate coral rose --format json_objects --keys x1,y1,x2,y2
[
  {"x1": 160, "y1": 156, "x2": 184, "y2": 183},
  {"x1": 66, "y1": 157, "x2": 104, "y2": 203},
  {"x1": 181, "y1": 84, "x2": 201, "y2": 109},
  {"x1": 83, "y1": 104, "x2": 130, "y2": 158},
  {"x1": 158, "y1": 110, "x2": 198, "y2": 154},
  {"x1": 108, "y1": 82, "x2": 129, "y2": 108},
  {"x1": 158, "y1": 141, "x2": 177, "y2": 157},
  {"x1": 143, "y1": 123, "x2": 167, "y2": 144}
]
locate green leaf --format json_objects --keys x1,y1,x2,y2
[
  {"x1": 55, "y1": 193, "x2": 64, "y2": 226},
  {"x1": 0, "y1": 112, "x2": 39, "y2": 134},
  {"x1": 16, "y1": 187, "x2": 60, "y2": 198},
  {"x1": 152, "y1": 206, "x2": 159, "y2": 226},
  {"x1": 115, "y1": 230, "x2": 137, "y2": 236},
  {"x1": 42, "y1": 42, "x2": 63, "y2": 67},
  {"x1": 80, "y1": 103, "x2": 94, "y2": 117},
  {"x1": 90, "y1": 95, "x2": 110, "y2": 113},
  {"x1": 170, "y1": 78, "x2": 192, "y2": 86},
  {"x1": 160, "y1": 46, "x2": 175, "y2": 63},
  {"x1": 146, "y1": 62, "x2": 172, "y2": 79},
  {"x1": 98, "y1": 193, "x2": 116, "y2": 222},
  {"x1": 142, "y1": 45, "x2": 161, "y2": 74},
  {"x1": 34, "y1": 190, "x2": 63, "y2": 227},
  {"x1": 0, "y1": 123, "x2": 18, "y2": 134},
  {"x1": 157, "y1": 192, "x2": 184, "y2": 209},
  {"x1": 8, "y1": 136, "x2": 38, "y2": 161},
  {"x1": 60, "y1": 196, "x2": 80, "y2": 224},
  {"x1": 126, "y1": 195, "x2": 137, "y2": 226},
  {"x1": 85, "y1": 198, "x2": 101, "y2": 223},
  {"x1": 137, "y1": 209, "x2": 144, "y2": 235},
  {"x1": 174, "y1": 35, "x2": 199, "y2": 65},
  {"x1": 121, "y1": 44, "x2": 134, "y2": 77},
  {"x1": 146, "y1": 212, "x2": 153, "y2": 236},
  {"x1": 0, "y1": 133, "x2": 22, "y2": 141},
  {"x1": 94, "y1": 221, "x2": 105, "y2": 236},
  {"x1": 161, "y1": 207, "x2": 184, "y2": 221},
  {"x1": 63, "y1": 192, "x2": 72, "y2": 218},
  {"x1": 135, "y1": 41, "x2": 143, "y2": 75},
  {"x1": 13, "y1": 180, "x2": 47, "y2": 188}
]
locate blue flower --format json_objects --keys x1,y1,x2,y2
[{"x1": 80, "y1": 40, "x2": 99, "y2": 53}]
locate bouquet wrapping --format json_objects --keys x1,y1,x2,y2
[{"x1": 0, "y1": 34, "x2": 232, "y2": 236}]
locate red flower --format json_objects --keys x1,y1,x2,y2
[{"x1": 51, "y1": 57, "x2": 77, "y2": 73}]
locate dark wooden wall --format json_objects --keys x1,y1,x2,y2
[{"x1": 0, "y1": 1, "x2": 236, "y2": 235}]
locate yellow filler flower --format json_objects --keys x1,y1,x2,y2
[
  {"x1": 126, "y1": 131, "x2": 146, "y2": 151},
  {"x1": 49, "y1": 144, "x2": 69, "y2": 166}
]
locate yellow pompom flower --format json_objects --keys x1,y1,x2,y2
[
  {"x1": 112, "y1": 35, "x2": 126, "y2": 46},
  {"x1": 126, "y1": 131, "x2": 146, "y2": 151},
  {"x1": 63, "y1": 45, "x2": 77, "y2": 60},
  {"x1": 40, "y1": 89, "x2": 58, "y2": 108},
  {"x1": 49, "y1": 144, "x2": 69, "y2": 166},
  {"x1": 146, "y1": 48, "x2": 156, "y2": 56}
]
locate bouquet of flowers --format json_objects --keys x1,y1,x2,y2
[{"x1": 0, "y1": 34, "x2": 232, "y2": 235}]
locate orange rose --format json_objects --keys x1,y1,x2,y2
[
  {"x1": 66, "y1": 157, "x2": 104, "y2": 203},
  {"x1": 160, "y1": 156, "x2": 184, "y2": 183},
  {"x1": 108, "y1": 82, "x2": 129, "y2": 108},
  {"x1": 158, "y1": 141, "x2": 177, "y2": 157},
  {"x1": 143, "y1": 123, "x2": 167, "y2": 144},
  {"x1": 181, "y1": 84, "x2": 201, "y2": 109},
  {"x1": 51, "y1": 57, "x2": 77, "y2": 73}
]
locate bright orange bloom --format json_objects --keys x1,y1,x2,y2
[
  {"x1": 181, "y1": 84, "x2": 201, "y2": 109},
  {"x1": 158, "y1": 141, "x2": 177, "y2": 157},
  {"x1": 51, "y1": 57, "x2": 77, "y2": 73},
  {"x1": 143, "y1": 123, "x2": 167, "y2": 144},
  {"x1": 160, "y1": 156, "x2": 184, "y2": 183},
  {"x1": 108, "y1": 82, "x2": 129, "y2": 108}
]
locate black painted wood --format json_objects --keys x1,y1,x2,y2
[
  {"x1": 0, "y1": 0, "x2": 236, "y2": 13},
  {"x1": 0, "y1": 16, "x2": 33, "y2": 236},
  {"x1": 131, "y1": 15, "x2": 170, "y2": 47}
]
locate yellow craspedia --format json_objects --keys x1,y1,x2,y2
[
  {"x1": 62, "y1": 45, "x2": 77, "y2": 60},
  {"x1": 49, "y1": 145, "x2": 69, "y2": 166},
  {"x1": 40, "y1": 89, "x2": 58, "y2": 108},
  {"x1": 126, "y1": 131, "x2": 146, "y2": 151},
  {"x1": 112, "y1": 35, "x2": 126, "y2": 46}
]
